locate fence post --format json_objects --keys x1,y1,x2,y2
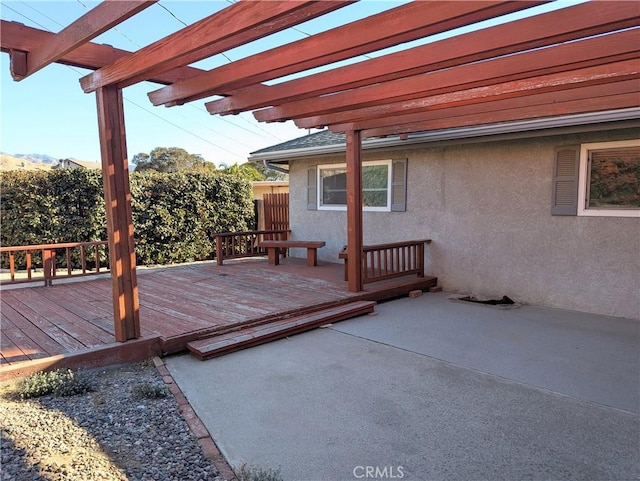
[
  {"x1": 216, "y1": 235, "x2": 224, "y2": 266},
  {"x1": 43, "y1": 248, "x2": 54, "y2": 286}
]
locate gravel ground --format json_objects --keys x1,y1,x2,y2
[{"x1": 0, "y1": 360, "x2": 226, "y2": 481}]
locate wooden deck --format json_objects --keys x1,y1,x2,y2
[{"x1": 0, "y1": 257, "x2": 436, "y2": 378}]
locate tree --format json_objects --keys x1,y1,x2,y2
[
  {"x1": 132, "y1": 147, "x2": 215, "y2": 173},
  {"x1": 219, "y1": 161, "x2": 287, "y2": 181},
  {"x1": 254, "y1": 161, "x2": 288, "y2": 181}
]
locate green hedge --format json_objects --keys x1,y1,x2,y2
[{"x1": 0, "y1": 169, "x2": 254, "y2": 267}]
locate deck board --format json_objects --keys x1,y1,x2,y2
[{"x1": 1, "y1": 258, "x2": 437, "y2": 375}]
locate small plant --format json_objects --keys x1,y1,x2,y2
[
  {"x1": 132, "y1": 381, "x2": 168, "y2": 400},
  {"x1": 236, "y1": 464, "x2": 283, "y2": 481},
  {"x1": 18, "y1": 368, "x2": 92, "y2": 399}
]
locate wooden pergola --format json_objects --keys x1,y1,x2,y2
[{"x1": 2, "y1": 0, "x2": 638, "y2": 342}]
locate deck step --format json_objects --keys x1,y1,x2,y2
[{"x1": 187, "y1": 301, "x2": 376, "y2": 360}]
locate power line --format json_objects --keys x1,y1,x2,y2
[
  {"x1": 3, "y1": 1, "x2": 281, "y2": 157},
  {"x1": 18, "y1": 0, "x2": 65, "y2": 28},
  {"x1": 156, "y1": 2, "x2": 233, "y2": 63},
  {"x1": 2, "y1": 3, "x2": 51, "y2": 30},
  {"x1": 123, "y1": 97, "x2": 246, "y2": 161},
  {"x1": 185, "y1": 103, "x2": 283, "y2": 142},
  {"x1": 75, "y1": 0, "x2": 142, "y2": 48}
]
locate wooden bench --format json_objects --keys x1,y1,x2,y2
[{"x1": 259, "y1": 240, "x2": 326, "y2": 267}]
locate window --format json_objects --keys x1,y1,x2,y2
[
  {"x1": 552, "y1": 140, "x2": 639, "y2": 218},
  {"x1": 307, "y1": 159, "x2": 407, "y2": 212},
  {"x1": 579, "y1": 140, "x2": 640, "y2": 217}
]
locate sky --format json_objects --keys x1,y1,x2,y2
[{"x1": 0, "y1": 1, "x2": 582, "y2": 167}]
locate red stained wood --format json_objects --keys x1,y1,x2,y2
[
  {"x1": 0, "y1": 260, "x2": 436, "y2": 370},
  {"x1": 188, "y1": 301, "x2": 376, "y2": 360},
  {"x1": 354, "y1": 90, "x2": 640, "y2": 138},
  {"x1": 150, "y1": 1, "x2": 541, "y2": 106},
  {"x1": 263, "y1": 193, "x2": 290, "y2": 232},
  {"x1": 15, "y1": 1, "x2": 155, "y2": 81},
  {"x1": 1, "y1": 291, "x2": 87, "y2": 352},
  {"x1": 82, "y1": 1, "x2": 350, "y2": 93},
  {"x1": 2, "y1": 304, "x2": 67, "y2": 356},
  {"x1": 295, "y1": 56, "x2": 640, "y2": 129},
  {"x1": 0, "y1": 21, "x2": 203, "y2": 85},
  {"x1": 96, "y1": 85, "x2": 140, "y2": 341},
  {"x1": 263, "y1": 30, "x2": 640, "y2": 124},
  {"x1": 340, "y1": 80, "x2": 640, "y2": 133},
  {"x1": 13, "y1": 288, "x2": 113, "y2": 345},
  {"x1": 346, "y1": 130, "x2": 364, "y2": 292},
  {"x1": 119, "y1": 2, "x2": 351, "y2": 90},
  {"x1": 209, "y1": 1, "x2": 640, "y2": 116}
]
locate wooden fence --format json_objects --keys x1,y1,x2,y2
[
  {"x1": 0, "y1": 241, "x2": 109, "y2": 286},
  {"x1": 263, "y1": 193, "x2": 289, "y2": 231}
]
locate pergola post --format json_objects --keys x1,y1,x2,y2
[
  {"x1": 96, "y1": 85, "x2": 140, "y2": 341},
  {"x1": 346, "y1": 129, "x2": 363, "y2": 292}
]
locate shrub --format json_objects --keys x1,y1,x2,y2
[
  {"x1": 18, "y1": 369, "x2": 92, "y2": 399},
  {"x1": 132, "y1": 381, "x2": 168, "y2": 400},
  {"x1": 236, "y1": 464, "x2": 284, "y2": 481},
  {"x1": 0, "y1": 169, "x2": 255, "y2": 267}
]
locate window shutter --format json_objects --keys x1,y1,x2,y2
[
  {"x1": 307, "y1": 167, "x2": 317, "y2": 210},
  {"x1": 551, "y1": 146, "x2": 579, "y2": 216},
  {"x1": 391, "y1": 159, "x2": 407, "y2": 212}
]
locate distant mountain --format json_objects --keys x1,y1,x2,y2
[
  {"x1": 0, "y1": 152, "x2": 57, "y2": 171},
  {"x1": 11, "y1": 153, "x2": 59, "y2": 164},
  {"x1": 0, "y1": 152, "x2": 132, "y2": 172}
]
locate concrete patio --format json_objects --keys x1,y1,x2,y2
[{"x1": 166, "y1": 291, "x2": 639, "y2": 481}]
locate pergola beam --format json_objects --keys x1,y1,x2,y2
[
  {"x1": 336, "y1": 87, "x2": 640, "y2": 138},
  {"x1": 261, "y1": 34, "x2": 639, "y2": 124},
  {"x1": 10, "y1": 1, "x2": 156, "y2": 81},
  {"x1": 0, "y1": 21, "x2": 204, "y2": 85},
  {"x1": 149, "y1": 0, "x2": 542, "y2": 107},
  {"x1": 206, "y1": 1, "x2": 640, "y2": 116},
  {"x1": 289, "y1": 34, "x2": 640, "y2": 128},
  {"x1": 81, "y1": 1, "x2": 350, "y2": 93},
  {"x1": 298, "y1": 61, "x2": 639, "y2": 131}
]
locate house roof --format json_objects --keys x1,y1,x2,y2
[
  {"x1": 249, "y1": 109, "x2": 640, "y2": 162},
  {"x1": 252, "y1": 130, "x2": 346, "y2": 155},
  {"x1": 63, "y1": 159, "x2": 102, "y2": 169}
]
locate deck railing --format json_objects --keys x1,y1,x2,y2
[
  {"x1": 340, "y1": 239, "x2": 431, "y2": 284},
  {"x1": 0, "y1": 241, "x2": 110, "y2": 287},
  {"x1": 215, "y1": 230, "x2": 289, "y2": 265}
]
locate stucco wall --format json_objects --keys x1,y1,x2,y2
[{"x1": 288, "y1": 127, "x2": 640, "y2": 319}]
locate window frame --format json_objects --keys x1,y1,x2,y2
[
  {"x1": 577, "y1": 139, "x2": 640, "y2": 218},
  {"x1": 317, "y1": 159, "x2": 393, "y2": 212}
]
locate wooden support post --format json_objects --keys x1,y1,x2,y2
[
  {"x1": 346, "y1": 129, "x2": 363, "y2": 292},
  {"x1": 96, "y1": 85, "x2": 140, "y2": 342}
]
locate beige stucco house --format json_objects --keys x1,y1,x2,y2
[{"x1": 249, "y1": 113, "x2": 639, "y2": 319}]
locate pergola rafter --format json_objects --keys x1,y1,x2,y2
[
  {"x1": 295, "y1": 59, "x2": 639, "y2": 130},
  {"x1": 286, "y1": 31, "x2": 640, "y2": 128},
  {"x1": 80, "y1": 1, "x2": 351, "y2": 93},
  {"x1": 205, "y1": 1, "x2": 640, "y2": 116},
  {"x1": 2, "y1": 0, "x2": 638, "y2": 340},
  {"x1": 147, "y1": 0, "x2": 543, "y2": 107},
  {"x1": 332, "y1": 81, "x2": 640, "y2": 136},
  {"x1": 9, "y1": 0, "x2": 156, "y2": 81},
  {"x1": 0, "y1": 21, "x2": 205, "y2": 85}
]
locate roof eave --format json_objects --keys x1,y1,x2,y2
[{"x1": 248, "y1": 109, "x2": 640, "y2": 163}]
